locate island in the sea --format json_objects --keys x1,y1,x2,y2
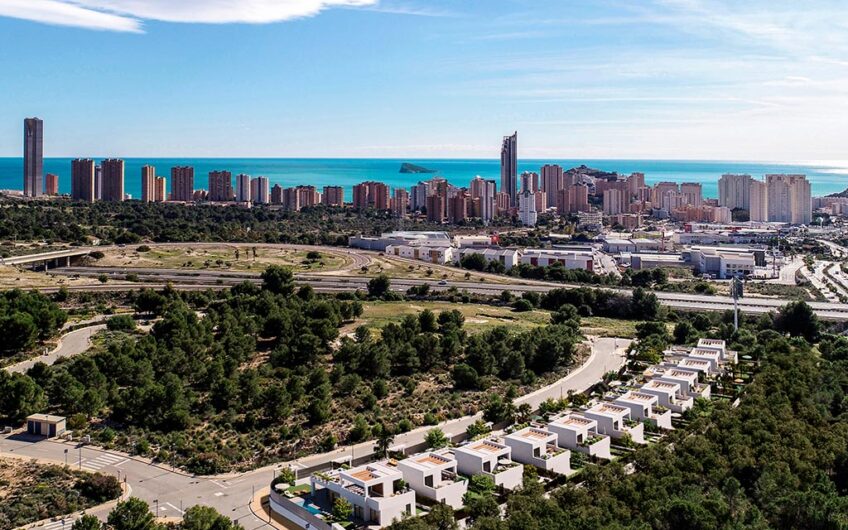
[{"x1": 400, "y1": 162, "x2": 437, "y2": 174}]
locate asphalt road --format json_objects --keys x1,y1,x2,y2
[
  {"x1": 46, "y1": 266, "x2": 848, "y2": 320},
  {"x1": 0, "y1": 338, "x2": 626, "y2": 527},
  {"x1": 5, "y1": 324, "x2": 106, "y2": 374}
]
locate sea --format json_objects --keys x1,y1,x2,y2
[{"x1": 1, "y1": 158, "x2": 847, "y2": 202}]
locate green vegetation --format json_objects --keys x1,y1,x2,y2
[
  {"x1": 0, "y1": 289, "x2": 67, "y2": 356},
  {"x1": 0, "y1": 459, "x2": 121, "y2": 530},
  {"x1": 391, "y1": 300, "x2": 848, "y2": 529},
  {"x1": 0, "y1": 200, "x2": 484, "y2": 245}
]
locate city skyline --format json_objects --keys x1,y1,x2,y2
[{"x1": 2, "y1": 1, "x2": 848, "y2": 161}]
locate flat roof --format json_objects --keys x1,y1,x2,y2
[{"x1": 26, "y1": 414, "x2": 65, "y2": 422}]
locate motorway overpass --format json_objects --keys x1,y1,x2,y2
[
  {"x1": 46, "y1": 265, "x2": 848, "y2": 321},
  {"x1": 1, "y1": 248, "x2": 91, "y2": 269}
]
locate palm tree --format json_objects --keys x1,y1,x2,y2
[{"x1": 373, "y1": 423, "x2": 395, "y2": 458}]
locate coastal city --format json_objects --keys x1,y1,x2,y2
[{"x1": 3, "y1": 2, "x2": 848, "y2": 530}]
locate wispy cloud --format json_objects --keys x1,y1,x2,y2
[{"x1": 0, "y1": 0, "x2": 380, "y2": 32}]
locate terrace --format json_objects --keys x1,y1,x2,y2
[
  {"x1": 652, "y1": 367, "x2": 712, "y2": 399},
  {"x1": 584, "y1": 402, "x2": 646, "y2": 444},
  {"x1": 397, "y1": 451, "x2": 468, "y2": 509},
  {"x1": 307, "y1": 462, "x2": 415, "y2": 528},
  {"x1": 504, "y1": 426, "x2": 573, "y2": 475},
  {"x1": 453, "y1": 439, "x2": 524, "y2": 490},
  {"x1": 640, "y1": 379, "x2": 694, "y2": 413},
  {"x1": 614, "y1": 391, "x2": 672, "y2": 430}
]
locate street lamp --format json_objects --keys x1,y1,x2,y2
[
  {"x1": 64, "y1": 448, "x2": 68, "y2": 467},
  {"x1": 154, "y1": 499, "x2": 159, "y2": 518}
]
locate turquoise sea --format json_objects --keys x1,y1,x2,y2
[{"x1": 1, "y1": 158, "x2": 847, "y2": 201}]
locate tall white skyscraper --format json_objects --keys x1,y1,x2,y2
[
  {"x1": 250, "y1": 176, "x2": 269, "y2": 204},
  {"x1": 749, "y1": 179, "x2": 768, "y2": 222},
  {"x1": 518, "y1": 189, "x2": 537, "y2": 226},
  {"x1": 236, "y1": 173, "x2": 251, "y2": 202},
  {"x1": 718, "y1": 174, "x2": 753, "y2": 211},
  {"x1": 766, "y1": 174, "x2": 811, "y2": 225}
]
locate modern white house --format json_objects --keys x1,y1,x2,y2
[
  {"x1": 697, "y1": 338, "x2": 737, "y2": 363},
  {"x1": 640, "y1": 379, "x2": 694, "y2": 413},
  {"x1": 503, "y1": 426, "x2": 572, "y2": 475},
  {"x1": 584, "y1": 402, "x2": 646, "y2": 444},
  {"x1": 308, "y1": 462, "x2": 415, "y2": 527},
  {"x1": 452, "y1": 439, "x2": 524, "y2": 490},
  {"x1": 614, "y1": 391, "x2": 673, "y2": 430},
  {"x1": 677, "y1": 357, "x2": 716, "y2": 376},
  {"x1": 546, "y1": 413, "x2": 612, "y2": 460},
  {"x1": 396, "y1": 451, "x2": 468, "y2": 510},
  {"x1": 651, "y1": 366, "x2": 712, "y2": 399},
  {"x1": 687, "y1": 347, "x2": 722, "y2": 372}
]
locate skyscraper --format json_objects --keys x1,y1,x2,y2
[
  {"x1": 94, "y1": 165, "x2": 102, "y2": 200},
  {"x1": 541, "y1": 164, "x2": 563, "y2": 208},
  {"x1": 45, "y1": 174, "x2": 58, "y2": 195},
  {"x1": 141, "y1": 165, "x2": 156, "y2": 203},
  {"x1": 154, "y1": 177, "x2": 166, "y2": 202},
  {"x1": 208, "y1": 171, "x2": 233, "y2": 201},
  {"x1": 680, "y1": 183, "x2": 703, "y2": 207},
  {"x1": 23, "y1": 118, "x2": 44, "y2": 197},
  {"x1": 518, "y1": 189, "x2": 537, "y2": 226},
  {"x1": 392, "y1": 188, "x2": 409, "y2": 218},
  {"x1": 235, "y1": 174, "x2": 251, "y2": 202},
  {"x1": 500, "y1": 132, "x2": 518, "y2": 206},
  {"x1": 469, "y1": 176, "x2": 497, "y2": 223},
  {"x1": 749, "y1": 179, "x2": 768, "y2": 222},
  {"x1": 766, "y1": 174, "x2": 811, "y2": 225},
  {"x1": 171, "y1": 166, "x2": 194, "y2": 202},
  {"x1": 271, "y1": 184, "x2": 283, "y2": 205},
  {"x1": 718, "y1": 174, "x2": 753, "y2": 211},
  {"x1": 100, "y1": 159, "x2": 125, "y2": 202},
  {"x1": 71, "y1": 159, "x2": 96, "y2": 203},
  {"x1": 320, "y1": 186, "x2": 342, "y2": 206},
  {"x1": 250, "y1": 176, "x2": 270, "y2": 204},
  {"x1": 520, "y1": 171, "x2": 538, "y2": 194}
]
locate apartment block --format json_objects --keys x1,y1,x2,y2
[
  {"x1": 100, "y1": 159, "x2": 125, "y2": 202},
  {"x1": 71, "y1": 159, "x2": 96, "y2": 203},
  {"x1": 208, "y1": 170, "x2": 233, "y2": 201},
  {"x1": 170, "y1": 166, "x2": 194, "y2": 202},
  {"x1": 141, "y1": 165, "x2": 156, "y2": 203},
  {"x1": 44, "y1": 173, "x2": 58, "y2": 195},
  {"x1": 322, "y1": 185, "x2": 344, "y2": 206}
]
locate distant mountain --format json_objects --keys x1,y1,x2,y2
[
  {"x1": 400, "y1": 162, "x2": 437, "y2": 174},
  {"x1": 828, "y1": 188, "x2": 848, "y2": 198}
]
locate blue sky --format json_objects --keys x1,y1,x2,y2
[{"x1": 1, "y1": 0, "x2": 848, "y2": 161}]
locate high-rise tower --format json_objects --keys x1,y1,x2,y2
[
  {"x1": 500, "y1": 132, "x2": 517, "y2": 207},
  {"x1": 23, "y1": 118, "x2": 44, "y2": 197}
]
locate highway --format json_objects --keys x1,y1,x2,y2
[
  {"x1": 45, "y1": 266, "x2": 848, "y2": 320},
  {"x1": 0, "y1": 338, "x2": 626, "y2": 528}
]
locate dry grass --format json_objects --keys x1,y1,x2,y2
[
  {"x1": 0, "y1": 265, "x2": 97, "y2": 289},
  {"x1": 94, "y1": 245, "x2": 352, "y2": 273},
  {"x1": 358, "y1": 301, "x2": 552, "y2": 334}
]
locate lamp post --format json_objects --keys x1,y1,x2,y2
[{"x1": 64, "y1": 448, "x2": 68, "y2": 467}]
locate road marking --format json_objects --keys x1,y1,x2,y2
[
  {"x1": 42, "y1": 518, "x2": 76, "y2": 530},
  {"x1": 113, "y1": 458, "x2": 129, "y2": 467},
  {"x1": 214, "y1": 492, "x2": 224, "y2": 497},
  {"x1": 81, "y1": 453, "x2": 126, "y2": 471},
  {"x1": 166, "y1": 502, "x2": 184, "y2": 515},
  {"x1": 210, "y1": 479, "x2": 229, "y2": 489}
]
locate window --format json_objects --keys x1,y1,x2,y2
[{"x1": 425, "y1": 475, "x2": 434, "y2": 488}]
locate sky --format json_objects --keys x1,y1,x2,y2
[{"x1": 1, "y1": 0, "x2": 848, "y2": 161}]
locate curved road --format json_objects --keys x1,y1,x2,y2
[
  {"x1": 5, "y1": 324, "x2": 106, "y2": 374},
  {"x1": 0, "y1": 337, "x2": 626, "y2": 528}
]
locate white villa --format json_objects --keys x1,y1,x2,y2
[
  {"x1": 309, "y1": 462, "x2": 415, "y2": 527},
  {"x1": 546, "y1": 413, "x2": 612, "y2": 460},
  {"x1": 614, "y1": 391, "x2": 673, "y2": 430},
  {"x1": 503, "y1": 426, "x2": 572, "y2": 475},
  {"x1": 651, "y1": 366, "x2": 712, "y2": 399},
  {"x1": 640, "y1": 379, "x2": 694, "y2": 413},
  {"x1": 452, "y1": 439, "x2": 524, "y2": 490},
  {"x1": 584, "y1": 402, "x2": 646, "y2": 444},
  {"x1": 396, "y1": 451, "x2": 468, "y2": 509}
]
